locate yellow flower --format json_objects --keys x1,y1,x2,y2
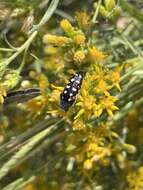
[
  {"x1": 38, "y1": 74, "x2": 49, "y2": 93},
  {"x1": 93, "y1": 104, "x2": 103, "y2": 117},
  {"x1": 83, "y1": 159, "x2": 93, "y2": 170},
  {"x1": 75, "y1": 73, "x2": 102, "y2": 118},
  {"x1": 75, "y1": 11, "x2": 91, "y2": 30},
  {"x1": 109, "y1": 67, "x2": 122, "y2": 91},
  {"x1": 49, "y1": 84, "x2": 63, "y2": 103},
  {"x1": 89, "y1": 46, "x2": 107, "y2": 61},
  {"x1": 44, "y1": 56, "x2": 65, "y2": 73},
  {"x1": 73, "y1": 50, "x2": 85, "y2": 63},
  {"x1": 26, "y1": 96, "x2": 48, "y2": 117},
  {"x1": 48, "y1": 89, "x2": 66, "y2": 116},
  {"x1": 44, "y1": 46, "x2": 58, "y2": 55},
  {"x1": 57, "y1": 36, "x2": 70, "y2": 46},
  {"x1": 60, "y1": 19, "x2": 74, "y2": 34},
  {"x1": 96, "y1": 79, "x2": 111, "y2": 95},
  {"x1": 123, "y1": 143, "x2": 136, "y2": 154},
  {"x1": 75, "y1": 92, "x2": 96, "y2": 119},
  {"x1": 0, "y1": 86, "x2": 7, "y2": 104},
  {"x1": 43, "y1": 34, "x2": 70, "y2": 47},
  {"x1": 3, "y1": 70, "x2": 21, "y2": 90},
  {"x1": 74, "y1": 34, "x2": 86, "y2": 45},
  {"x1": 43, "y1": 34, "x2": 57, "y2": 44},
  {"x1": 72, "y1": 119, "x2": 86, "y2": 131},
  {"x1": 73, "y1": 129, "x2": 112, "y2": 170},
  {"x1": 46, "y1": 84, "x2": 71, "y2": 117},
  {"x1": 105, "y1": 0, "x2": 116, "y2": 11},
  {"x1": 127, "y1": 166, "x2": 143, "y2": 190},
  {"x1": 92, "y1": 65, "x2": 108, "y2": 81},
  {"x1": 100, "y1": 95, "x2": 119, "y2": 117},
  {"x1": 87, "y1": 142, "x2": 98, "y2": 158}
]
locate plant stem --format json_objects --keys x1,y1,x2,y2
[
  {"x1": 2, "y1": 176, "x2": 35, "y2": 190},
  {"x1": 92, "y1": 0, "x2": 102, "y2": 23},
  {"x1": 0, "y1": 119, "x2": 63, "y2": 180},
  {"x1": 30, "y1": 0, "x2": 60, "y2": 33},
  {"x1": 6, "y1": 31, "x2": 38, "y2": 65},
  {"x1": 1, "y1": 0, "x2": 60, "y2": 73},
  {"x1": 114, "y1": 97, "x2": 143, "y2": 121},
  {"x1": 121, "y1": 62, "x2": 143, "y2": 81},
  {"x1": 120, "y1": 0, "x2": 143, "y2": 23},
  {"x1": 0, "y1": 48, "x2": 15, "y2": 52}
]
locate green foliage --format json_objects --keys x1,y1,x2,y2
[{"x1": 0, "y1": 0, "x2": 143, "y2": 190}]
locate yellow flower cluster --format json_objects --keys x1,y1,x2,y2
[
  {"x1": 72, "y1": 119, "x2": 86, "y2": 131},
  {"x1": 43, "y1": 34, "x2": 70, "y2": 47},
  {"x1": 96, "y1": 0, "x2": 121, "y2": 22},
  {"x1": 43, "y1": 17, "x2": 108, "y2": 69},
  {"x1": 66, "y1": 123, "x2": 118, "y2": 170},
  {"x1": 42, "y1": 14, "x2": 122, "y2": 124},
  {"x1": 24, "y1": 72, "x2": 49, "y2": 118},
  {"x1": 43, "y1": 17, "x2": 87, "y2": 70},
  {"x1": 75, "y1": 11, "x2": 91, "y2": 31},
  {"x1": 60, "y1": 19, "x2": 75, "y2": 34},
  {"x1": 67, "y1": 121, "x2": 136, "y2": 171},
  {"x1": 73, "y1": 50, "x2": 85, "y2": 63},
  {"x1": 127, "y1": 166, "x2": 143, "y2": 190},
  {"x1": 89, "y1": 47, "x2": 107, "y2": 61},
  {"x1": 74, "y1": 34, "x2": 86, "y2": 45},
  {"x1": 75, "y1": 65, "x2": 121, "y2": 122}
]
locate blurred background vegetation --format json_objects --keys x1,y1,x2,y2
[{"x1": 0, "y1": 0, "x2": 143, "y2": 189}]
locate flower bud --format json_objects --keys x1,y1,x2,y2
[{"x1": 123, "y1": 144, "x2": 136, "y2": 154}]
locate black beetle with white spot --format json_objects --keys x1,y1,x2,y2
[{"x1": 60, "y1": 73, "x2": 83, "y2": 111}]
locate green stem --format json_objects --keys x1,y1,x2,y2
[
  {"x1": 30, "y1": 0, "x2": 60, "y2": 33},
  {"x1": 120, "y1": 33, "x2": 143, "y2": 61},
  {"x1": 113, "y1": 97, "x2": 143, "y2": 121},
  {"x1": 120, "y1": 0, "x2": 143, "y2": 23},
  {"x1": 2, "y1": 176, "x2": 35, "y2": 190},
  {"x1": 121, "y1": 62, "x2": 143, "y2": 81},
  {"x1": 18, "y1": 45, "x2": 29, "y2": 73},
  {"x1": 13, "y1": 176, "x2": 35, "y2": 190},
  {"x1": 6, "y1": 31, "x2": 38, "y2": 66},
  {"x1": 0, "y1": 48, "x2": 15, "y2": 52},
  {"x1": 0, "y1": 119, "x2": 63, "y2": 180},
  {"x1": 92, "y1": 0, "x2": 102, "y2": 23},
  {"x1": 1, "y1": 0, "x2": 60, "y2": 73}
]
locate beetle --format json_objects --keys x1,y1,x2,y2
[{"x1": 60, "y1": 73, "x2": 83, "y2": 111}]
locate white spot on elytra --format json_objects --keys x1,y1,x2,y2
[
  {"x1": 75, "y1": 80, "x2": 80, "y2": 84},
  {"x1": 66, "y1": 85, "x2": 70, "y2": 89},
  {"x1": 64, "y1": 90, "x2": 67, "y2": 94},
  {"x1": 78, "y1": 74, "x2": 82, "y2": 78},
  {"x1": 69, "y1": 93, "x2": 73, "y2": 96},
  {"x1": 72, "y1": 87, "x2": 77, "y2": 92},
  {"x1": 68, "y1": 98, "x2": 72, "y2": 101},
  {"x1": 70, "y1": 78, "x2": 75, "y2": 82}
]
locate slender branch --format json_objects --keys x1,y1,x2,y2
[
  {"x1": 0, "y1": 48, "x2": 15, "y2": 52},
  {"x1": 92, "y1": 0, "x2": 102, "y2": 23},
  {"x1": 6, "y1": 31, "x2": 38, "y2": 65},
  {"x1": 0, "y1": 119, "x2": 63, "y2": 180},
  {"x1": 30, "y1": 0, "x2": 60, "y2": 33},
  {"x1": 2, "y1": 176, "x2": 35, "y2": 190},
  {"x1": 120, "y1": 0, "x2": 143, "y2": 23},
  {"x1": 0, "y1": 0, "x2": 60, "y2": 77},
  {"x1": 55, "y1": 9, "x2": 74, "y2": 22},
  {"x1": 113, "y1": 97, "x2": 143, "y2": 121}
]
